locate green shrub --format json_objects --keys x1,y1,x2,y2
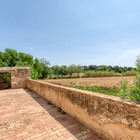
[
  {"x1": 119, "y1": 74, "x2": 140, "y2": 102},
  {"x1": 0, "y1": 60, "x2": 8, "y2": 67},
  {"x1": 134, "y1": 74, "x2": 140, "y2": 88},
  {"x1": 122, "y1": 71, "x2": 137, "y2": 76},
  {"x1": 76, "y1": 75, "x2": 81, "y2": 78},
  {"x1": 84, "y1": 71, "x2": 115, "y2": 77},
  {"x1": 114, "y1": 73, "x2": 122, "y2": 76},
  {"x1": 67, "y1": 86, "x2": 119, "y2": 96},
  {"x1": 119, "y1": 80, "x2": 130, "y2": 99},
  {"x1": 49, "y1": 75, "x2": 52, "y2": 79}
]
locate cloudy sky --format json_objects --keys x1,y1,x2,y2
[{"x1": 0, "y1": 0, "x2": 140, "y2": 67}]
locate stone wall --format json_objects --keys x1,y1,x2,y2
[
  {"x1": 27, "y1": 79, "x2": 140, "y2": 140},
  {"x1": 11, "y1": 68, "x2": 30, "y2": 88},
  {"x1": 0, "y1": 67, "x2": 30, "y2": 88}
]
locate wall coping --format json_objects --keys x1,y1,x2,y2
[{"x1": 0, "y1": 67, "x2": 30, "y2": 72}]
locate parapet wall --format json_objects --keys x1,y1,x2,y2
[
  {"x1": 11, "y1": 67, "x2": 30, "y2": 88},
  {"x1": 27, "y1": 80, "x2": 140, "y2": 140},
  {"x1": 0, "y1": 67, "x2": 30, "y2": 88},
  {"x1": 27, "y1": 79, "x2": 140, "y2": 140}
]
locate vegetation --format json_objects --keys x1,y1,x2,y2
[
  {"x1": 70, "y1": 56, "x2": 140, "y2": 102},
  {"x1": 84, "y1": 71, "x2": 115, "y2": 77},
  {"x1": 1, "y1": 48, "x2": 139, "y2": 102},
  {"x1": 51, "y1": 64, "x2": 83, "y2": 78},
  {"x1": 0, "y1": 49, "x2": 84, "y2": 79},
  {"x1": 83, "y1": 65, "x2": 136, "y2": 73},
  {"x1": 118, "y1": 55, "x2": 140, "y2": 102},
  {"x1": 43, "y1": 55, "x2": 140, "y2": 102},
  {"x1": 68, "y1": 86, "x2": 119, "y2": 97},
  {"x1": 0, "y1": 48, "x2": 50, "y2": 79},
  {"x1": 122, "y1": 71, "x2": 137, "y2": 76},
  {"x1": 0, "y1": 48, "x2": 138, "y2": 80},
  {"x1": 43, "y1": 76, "x2": 134, "y2": 89},
  {"x1": 50, "y1": 65, "x2": 136, "y2": 79}
]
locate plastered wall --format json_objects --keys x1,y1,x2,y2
[
  {"x1": 0, "y1": 67, "x2": 30, "y2": 88},
  {"x1": 27, "y1": 79, "x2": 140, "y2": 140}
]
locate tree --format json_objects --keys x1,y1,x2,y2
[
  {"x1": 51, "y1": 65, "x2": 60, "y2": 75},
  {"x1": 123, "y1": 67, "x2": 128, "y2": 72},
  {"x1": 0, "y1": 49, "x2": 18, "y2": 66},
  {"x1": 33, "y1": 58, "x2": 42, "y2": 78},
  {"x1": 0, "y1": 60, "x2": 8, "y2": 67},
  {"x1": 118, "y1": 67, "x2": 123, "y2": 73},
  {"x1": 112, "y1": 66, "x2": 119, "y2": 73},
  {"x1": 136, "y1": 55, "x2": 140, "y2": 71},
  {"x1": 127, "y1": 67, "x2": 133, "y2": 71},
  {"x1": 75, "y1": 65, "x2": 83, "y2": 77},
  {"x1": 83, "y1": 66, "x2": 88, "y2": 71},
  {"x1": 101, "y1": 65, "x2": 108, "y2": 71},
  {"x1": 68, "y1": 64, "x2": 76, "y2": 78},
  {"x1": 107, "y1": 65, "x2": 112, "y2": 71},
  {"x1": 88, "y1": 65, "x2": 97, "y2": 71},
  {"x1": 59, "y1": 65, "x2": 68, "y2": 75},
  {"x1": 18, "y1": 52, "x2": 33, "y2": 65},
  {"x1": 39, "y1": 58, "x2": 50, "y2": 79}
]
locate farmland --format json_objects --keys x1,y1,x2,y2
[
  {"x1": 41, "y1": 76, "x2": 135, "y2": 89},
  {"x1": 40, "y1": 76, "x2": 137, "y2": 99}
]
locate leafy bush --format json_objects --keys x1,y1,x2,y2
[
  {"x1": 119, "y1": 74, "x2": 140, "y2": 102},
  {"x1": 119, "y1": 56, "x2": 140, "y2": 102},
  {"x1": 122, "y1": 71, "x2": 137, "y2": 76},
  {"x1": 67, "y1": 86, "x2": 119, "y2": 96},
  {"x1": 114, "y1": 73, "x2": 122, "y2": 76},
  {"x1": 119, "y1": 80, "x2": 130, "y2": 99},
  {"x1": 84, "y1": 71, "x2": 115, "y2": 77},
  {"x1": 53, "y1": 75, "x2": 61, "y2": 79},
  {"x1": 0, "y1": 60, "x2": 8, "y2": 67}
]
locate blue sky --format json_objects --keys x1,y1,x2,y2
[{"x1": 0, "y1": 0, "x2": 140, "y2": 67}]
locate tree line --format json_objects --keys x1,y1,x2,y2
[
  {"x1": 83, "y1": 65, "x2": 136, "y2": 73},
  {"x1": 0, "y1": 49, "x2": 137, "y2": 79}
]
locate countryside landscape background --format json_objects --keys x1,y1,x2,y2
[
  {"x1": 0, "y1": 48, "x2": 140, "y2": 102},
  {"x1": 0, "y1": 0, "x2": 140, "y2": 102}
]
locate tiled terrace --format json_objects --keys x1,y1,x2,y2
[{"x1": 0, "y1": 89, "x2": 101, "y2": 140}]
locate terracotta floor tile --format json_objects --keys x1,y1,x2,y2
[{"x1": 0, "y1": 89, "x2": 102, "y2": 140}]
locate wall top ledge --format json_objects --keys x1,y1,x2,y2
[
  {"x1": 0, "y1": 67, "x2": 30, "y2": 72},
  {"x1": 31, "y1": 79, "x2": 140, "y2": 107}
]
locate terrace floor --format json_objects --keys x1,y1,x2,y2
[{"x1": 0, "y1": 89, "x2": 101, "y2": 140}]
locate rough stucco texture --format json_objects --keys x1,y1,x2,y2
[
  {"x1": 27, "y1": 79, "x2": 140, "y2": 140},
  {"x1": 0, "y1": 67, "x2": 30, "y2": 89},
  {"x1": 11, "y1": 68, "x2": 30, "y2": 89}
]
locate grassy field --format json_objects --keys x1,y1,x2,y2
[
  {"x1": 49, "y1": 71, "x2": 137, "y2": 79},
  {"x1": 40, "y1": 76, "x2": 140, "y2": 101},
  {"x1": 41, "y1": 76, "x2": 135, "y2": 89}
]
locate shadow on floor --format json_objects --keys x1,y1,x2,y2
[{"x1": 24, "y1": 89, "x2": 102, "y2": 140}]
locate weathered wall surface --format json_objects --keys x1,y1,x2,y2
[
  {"x1": 0, "y1": 67, "x2": 30, "y2": 88},
  {"x1": 11, "y1": 68, "x2": 30, "y2": 88},
  {"x1": 27, "y1": 79, "x2": 140, "y2": 140}
]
